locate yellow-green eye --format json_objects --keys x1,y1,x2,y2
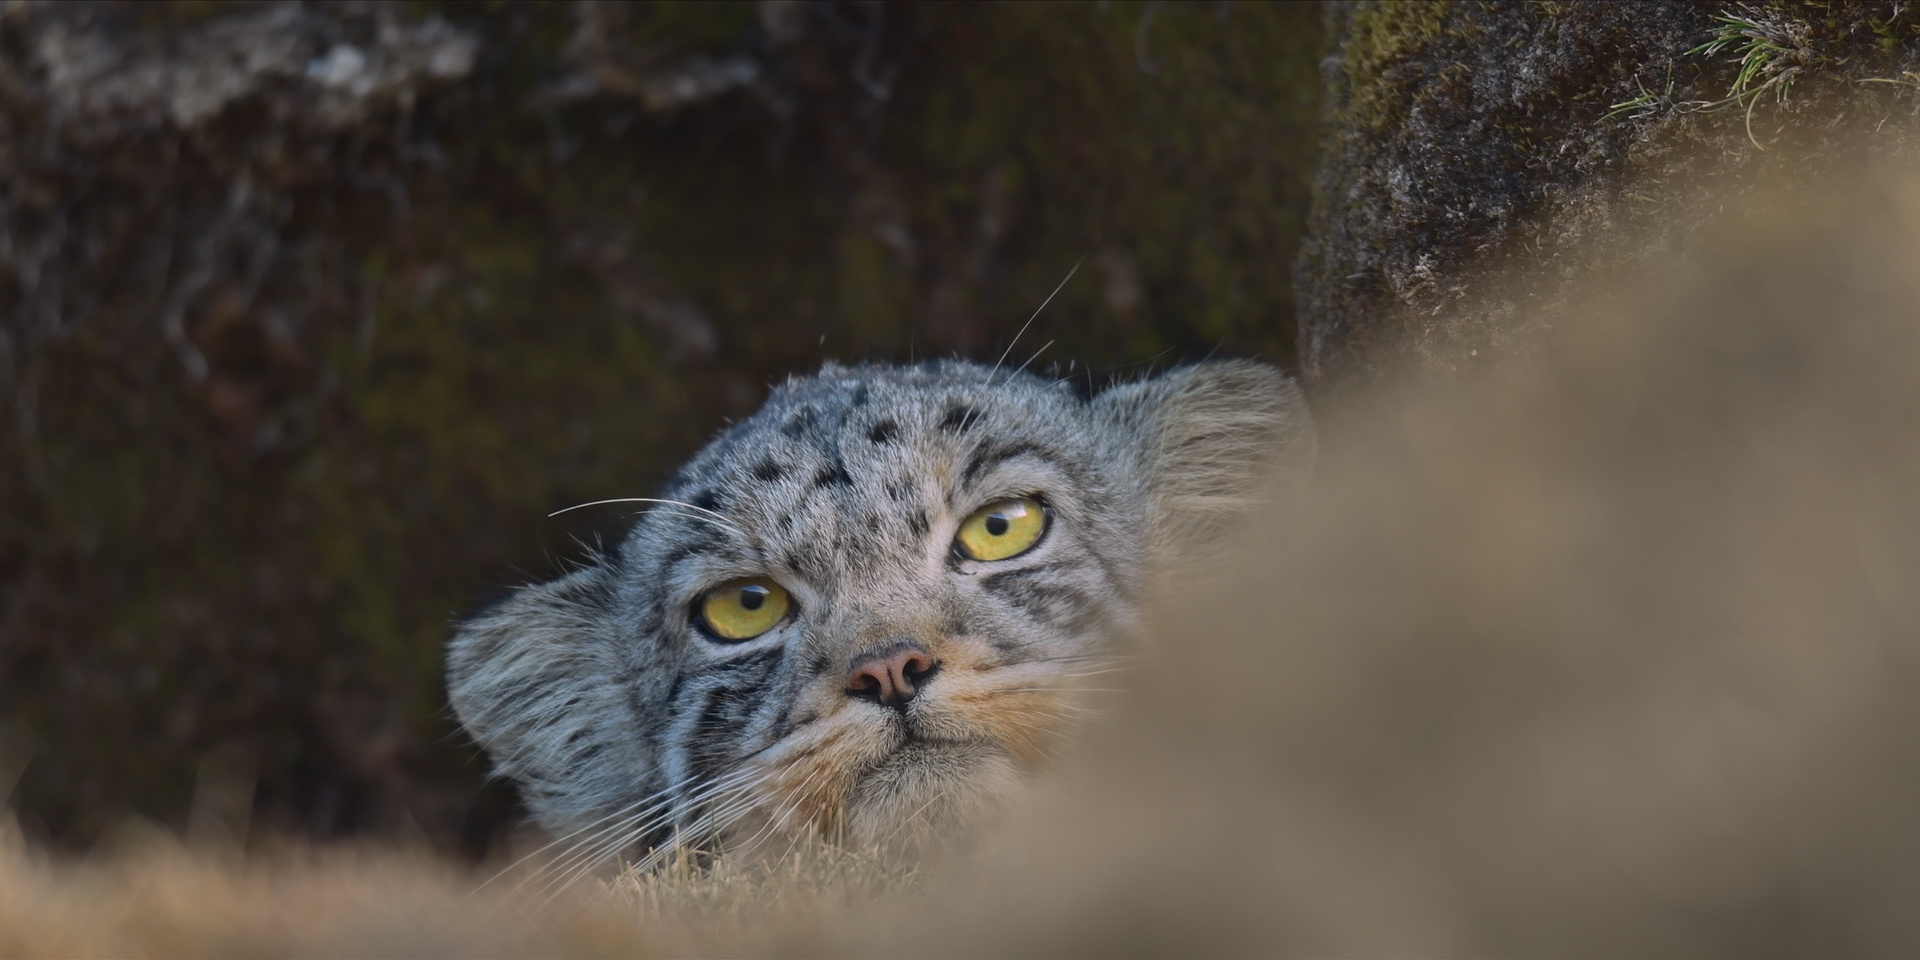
[
  {"x1": 698, "y1": 578, "x2": 791, "y2": 641},
  {"x1": 954, "y1": 497, "x2": 1047, "y2": 561}
]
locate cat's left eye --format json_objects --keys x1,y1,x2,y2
[
  {"x1": 954, "y1": 496, "x2": 1047, "y2": 561},
  {"x1": 698, "y1": 577, "x2": 791, "y2": 641}
]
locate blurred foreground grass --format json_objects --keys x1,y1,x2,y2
[{"x1": 0, "y1": 819, "x2": 915, "y2": 957}]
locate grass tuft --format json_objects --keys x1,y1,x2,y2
[
  {"x1": 1685, "y1": 7, "x2": 1816, "y2": 148},
  {"x1": 601, "y1": 832, "x2": 920, "y2": 928}
]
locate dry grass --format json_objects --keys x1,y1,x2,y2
[
  {"x1": 0, "y1": 816, "x2": 925, "y2": 956},
  {"x1": 0, "y1": 835, "x2": 646, "y2": 956},
  {"x1": 8, "y1": 165, "x2": 1920, "y2": 956}
]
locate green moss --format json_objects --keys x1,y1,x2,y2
[{"x1": 1337, "y1": 1, "x2": 1453, "y2": 132}]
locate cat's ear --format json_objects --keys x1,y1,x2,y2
[
  {"x1": 1094, "y1": 360, "x2": 1316, "y2": 548},
  {"x1": 447, "y1": 560, "x2": 630, "y2": 823}
]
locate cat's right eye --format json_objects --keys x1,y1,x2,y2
[{"x1": 697, "y1": 577, "x2": 791, "y2": 641}]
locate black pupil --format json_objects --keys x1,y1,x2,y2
[
  {"x1": 985, "y1": 514, "x2": 1010, "y2": 536},
  {"x1": 738, "y1": 585, "x2": 767, "y2": 611}
]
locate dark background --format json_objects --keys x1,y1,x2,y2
[
  {"x1": 9, "y1": 0, "x2": 1920, "y2": 863},
  {"x1": 0, "y1": 1, "x2": 1324, "y2": 855}
]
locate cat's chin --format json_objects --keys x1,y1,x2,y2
[{"x1": 842, "y1": 739, "x2": 1023, "y2": 849}]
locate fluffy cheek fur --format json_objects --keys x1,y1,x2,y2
[{"x1": 729, "y1": 640, "x2": 1092, "y2": 850}]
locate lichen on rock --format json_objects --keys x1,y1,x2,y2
[{"x1": 28, "y1": 3, "x2": 478, "y2": 136}]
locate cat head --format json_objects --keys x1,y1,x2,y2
[{"x1": 446, "y1": 359, "x2": 1310, "y2": 860}]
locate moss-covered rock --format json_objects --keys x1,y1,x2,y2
[{"x1": 1298, "y1": 1, "x2": 1920, "y2": 387}]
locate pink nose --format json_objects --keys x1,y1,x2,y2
[{"x1": 846, "y1": 641, "x2": 939, "y2": 708}]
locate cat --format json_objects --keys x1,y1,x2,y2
[
  {"x1": 445, "y1": 358, "x2": 1316, "y2": 872},
  {"x1": 11, "y1": 165, "x2": 1920, "y2": 959}
]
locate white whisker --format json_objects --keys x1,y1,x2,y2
[
  {"x1": 727, "y1": 779, "x2": 809, "y2": 862},
  {"x1": 480, "y1": 789, "x2": 670, "y2": 896},
  {"x1": 992, "y1": 685, "x2": 1123, "y2": 695},
  {"x1": 964, "y1": 258, "x2": 1085, "y2": 432},
  {"x1": 760, "y1": 763, "x2": 834, "y2": 853},
  {"x1": 530, "y1": 768, "x2": 764, "y2": 902},
  {"x1": 878, "y1": 783, "x2": 954, "y2": 849},
  {"x1": 987, "y1": 257, "x2": 1083, "y2": 386},
  {"x1": 1010, "y1": 339, "x2": 1055, "y2": 381},
  {"x1": 621, "y1": 770, "x2": 777, "y2": 879},
  {"x1": 547, "y1": 497, "x2": 747, "y2": 538},
  {"x1": 527, "y1": 779, "x2": 718, "y2": 889}
]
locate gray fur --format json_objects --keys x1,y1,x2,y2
[{"x1": 447, "y1": 359, "x2": 1312, "y2": 859}]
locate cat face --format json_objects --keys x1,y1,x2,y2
[{"x1": 447, "y1": 360, "x2": 1309, "y2": 864}]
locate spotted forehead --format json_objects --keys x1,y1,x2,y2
[
  {"x1": 698, "y1": 367, "x2": 1080, "y2": 478},
  {"x1": 632, "y1": 364, "x2": 1090, "y2": 562}
]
